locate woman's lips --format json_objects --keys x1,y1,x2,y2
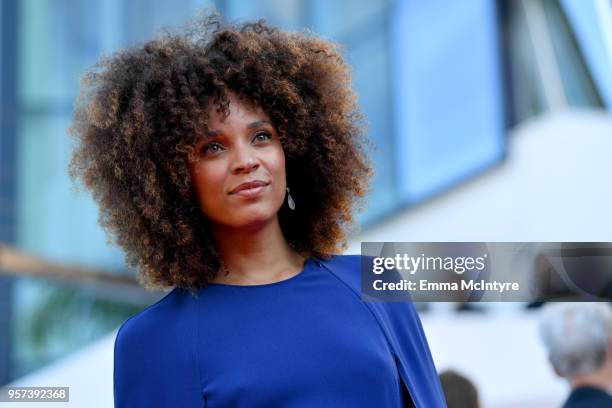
[
  {"x1": 231, "y1": 184, "x2": 269, "y2": 198},
  {"x1": 230, "y1": 180, "x2": 269, "y2": 194}
]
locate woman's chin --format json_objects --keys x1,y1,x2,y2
[
  {"x1": 223, "y1": 211, "x2": 278, "y2": 231},
  {"x1": 237, "y1": 217, "x2": 275, "y2": 231}
]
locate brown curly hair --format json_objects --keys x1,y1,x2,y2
[{"x1": 68, "y1": 12, "x2": 374, "y2": 294}]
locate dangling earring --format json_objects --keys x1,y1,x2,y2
[{"x1": 286, "y1": 187, "x2": 296, "y2": 210}]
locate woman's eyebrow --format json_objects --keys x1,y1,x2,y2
[
  {"x1": 204, "y1": 120, "x2": 272, "y2": 138},
  {"x1": 247, "y1": 120, "x2": 272, "y2": 129}
]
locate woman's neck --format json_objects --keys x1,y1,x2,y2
[
  {"x1": 210, "y1": 216, "x2": 306, "y2": 285},
  {"x1": 570, "y1": 363, "x2": 612, "y2": 392}
]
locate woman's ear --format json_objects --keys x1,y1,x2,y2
[
  {"x1": 549, "y1": 355, "x2": 563, "y2": 378},
  {"x1": 606, "y1": 337, "x2": 612, "y2": 362}
]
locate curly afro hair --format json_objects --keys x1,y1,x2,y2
[{"x1": 68, "y1": 12, "x2": 374, "y2": 294}]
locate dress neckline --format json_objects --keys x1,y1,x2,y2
[{"x1": 205, "y1": 257, "x2": 316, "y2": 288}]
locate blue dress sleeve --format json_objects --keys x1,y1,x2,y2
[
  {"x1": 113, "y1": 291, "x2": 204, "y2": 407},
  {"x1": 374, "y1": 296, "x2": 448, "y2": 407},
  {"x1": 364, "y1": 257, "x2": 447, "y2": 408},
  {"x1": 321, "y1": 254, "x2": 447, "y2": 408}
]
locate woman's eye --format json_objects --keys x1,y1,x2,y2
[
  {"x1": 203, "y1": 142, "x2": 223, "y2": 154},
  {"x1": 254, "y1": 132, "x2": 271, "y2": 142}
]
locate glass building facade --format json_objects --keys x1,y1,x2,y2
[{"x1": 0, "y1": 0, "x2": 609, "y2": 385}]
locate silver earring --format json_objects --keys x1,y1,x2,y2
[{"x1": 287, "y1": 187, "x2": 296, "y2": 210}]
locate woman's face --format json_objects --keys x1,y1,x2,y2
[{"x1": 188, "y1": 93, "x2": 287, "y2": 230}]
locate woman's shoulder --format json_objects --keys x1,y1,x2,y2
[
  {"x1": 114, "y1": 287, "x2": 192, "y2": 351},
  {"x1": 317, "y1": 253, "x2": 374, "y2": 293},
  {"x1": 113, "y1": 287, "x2": 203, "y2": 406},
  {"x1": 318, "y1": 253, "x2": 371, "y2": 269},
  {"x1": 317, "y1": 253, "x2": 376, "y2": 271}
]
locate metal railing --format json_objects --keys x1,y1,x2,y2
[{"x1": 0, "y1": 244, "x2": 164, "y2": 304}]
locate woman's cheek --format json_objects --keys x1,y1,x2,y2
[
  {"x1": 270, "y1": 145, "x2": 286, "y2": 173},
  {"x1": 191, "y1": 164, "x2": 223, "y2": 211}
]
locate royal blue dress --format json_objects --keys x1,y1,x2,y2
[{"x1": 113, "y1": 254, "x2": 447, "y2": 407}]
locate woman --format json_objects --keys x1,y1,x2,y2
[{"x1": 69, "y1": 13, "x2": 446, "y2": 408}]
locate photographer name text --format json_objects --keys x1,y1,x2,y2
[{"x1": 372, "y1": 279, "x2": 520, "y2": 293}]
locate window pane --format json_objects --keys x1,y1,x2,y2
[
  {"x1": 344, "y1": 21, "x2": 397, "y2": 225},
  {"x1": 543, "y1": 0, "x2": 605, "y2": 108},
  {"x1": 560, "y1": 0, "x2": 612, "y2": 109},
  {"x1": 309, "y1": 0, "x2": 387, "y2": 38},
  {"x1": 224, "y1": 0, "x2": 304, "y2": 30},
  {"x1": 502, "y1": 0, "x2": 549, "y2": 125},
  {"x1": 391, "y1": 0, "x2": 505, "y2": 203}
]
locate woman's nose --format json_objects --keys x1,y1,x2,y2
[{"x1": 231, "y1": 147, "x2": 260, "y2": 174}]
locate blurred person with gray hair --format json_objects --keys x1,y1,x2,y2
[
  {"x1": 439, "y1": 369, "x2": 480, "y2": 408},
  {"x1": 539, "y1": 302, "x2": 612, "y2": 408}
]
